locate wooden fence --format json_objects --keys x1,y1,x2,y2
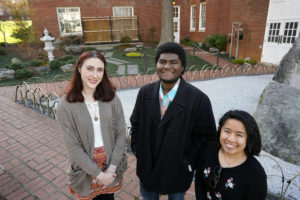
[{"x1": 82, "y1": 16, "x2": 139, "y2": 43}]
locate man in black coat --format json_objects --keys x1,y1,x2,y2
[{"x1": 130, "y1": 42, "x2": 216, "y2": 200}]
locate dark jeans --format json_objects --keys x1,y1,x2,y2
[
  {"x1": 140, "y1": 183, "x2": 185, "y2": 200},
  {"x1": 92, "y1": 193, "x2": 114, "y2": 200}
]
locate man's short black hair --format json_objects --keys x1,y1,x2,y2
[
  {"x1": 155, "y1": 42, "x2": 186, "y2": 74},
  {"x1": 217, "y1": 110, "x2": 262, "y2": 157}
]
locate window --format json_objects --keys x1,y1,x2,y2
[
  {"x1": 199, "y1": 3, "x2": 206, "y2": 31},
  {"x1": 283, "y1": 22, "x2": 298, "y2": 44},
  {"x1": 173, "y1": 6, "x2": 179, "y2": 19},
  {"x1": 56, "y1": 7, "x2": 82, "y2": 36},
  {"x1": 190, "y1": 5, "x2": 196, "y2": 31},
  {"x1": 113, "y1": 6, "x2": 134, "y2": 17},
  {"x1": 267, "y1": 22, "x2": 280, "y2": 43}
]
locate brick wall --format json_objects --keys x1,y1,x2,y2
[
  {"x1": 179, "y1": 0, "x2": 269, "y2": 62},
  {"x1": 28, "y1": 0, "x2": 162, "y2": 42}
]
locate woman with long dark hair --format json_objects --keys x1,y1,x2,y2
[
  {"x1": 56, "y1": 51, "x2": 127, "y2": 200},
  {"x1": 195, "y1": 110, "x2": 267, "y2": 200}
]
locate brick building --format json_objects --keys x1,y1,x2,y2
[{"x1": 28, "y1": 0, "x2": 270, "y2": 62}]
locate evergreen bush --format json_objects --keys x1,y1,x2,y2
[
  {"x1": 205, "y1": 34, "x2": 227, "y2": 50},
  {"x1": 28, "y1": 60, "x2": 44, "y2": 66},
  {"x1": 66, "y1": 58, "x2": 77, "y2": 65},
  {"x1": 15, "y1": 68, "x2": 33, "y2": 79},
  {"x1": 120, "y1": 36, "x2": 132, "y2": 43},
  {"x1": 8, "y1": 63, "x2": 24, "y2": 71},
  {"x1": 48, "y1": 60, "x2": 63, "y2": 70}
]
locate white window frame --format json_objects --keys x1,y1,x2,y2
[
  {"x1": 56, "y1": 7, "x2": 83, "y2": 37},
  {"x1": 199, "y1": 3, "x2": 206, "y2": 31},
  {"x1": 190, "y1": 5, "x2": 196, "y2": 31},
  {"x1": 112, "y1": 6, "x2": 134, "y2": 17}
]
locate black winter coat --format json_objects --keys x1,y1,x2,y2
[{"x1": 130, "y1": 78, "x2": 216, "y2": 194}]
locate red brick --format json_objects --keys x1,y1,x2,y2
[{"x1": 35, "y1": 188, "x2": 50, "y2": 199}]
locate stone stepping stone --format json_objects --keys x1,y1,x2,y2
[
  {"x1": 109, "y1": 57, "x2": 130, "y2": 64},
  {"x1": 127, "y1": 65, "x2": 139, "y2": 75},
  {"x1": 117, "y1": 65, "x2": 125, "y2": 75},
  {"x1": 107, "y1": 59, "x2": 124, "y2": 65},
  {"x1": 103, "y1": 52, "x2": 113, "y2": 58}
]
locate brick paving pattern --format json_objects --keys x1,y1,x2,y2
[{"x1": 0, "y1": 85, "x2": 196, "y2": 200}]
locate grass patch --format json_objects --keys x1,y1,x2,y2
[{"x1": 1, "y1": 45, "x2": 215, "y2": 87}]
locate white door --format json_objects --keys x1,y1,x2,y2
[
  {"x1": 261, "y1": 0, "x2": 300, "y2": 64},
  {"x1": 173, "y1": 6, "x2": 180, "y2": 43}
]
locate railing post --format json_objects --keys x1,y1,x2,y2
[
  {"x1": 193, "y1": 44, "x2": 196, "y2": 56},
  {"x1": 216, "y1": 50, "x2": 220, "y2": 68}
]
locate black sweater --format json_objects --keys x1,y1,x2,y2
[{"x1": 195, "y1": 146, "x2": 267, "y2": 200}]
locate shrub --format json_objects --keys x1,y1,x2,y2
[
  {"x1": 48, "y1": 60, "x2": 63, "y2": 70},
  {"x1": 83, "y1": 47, "x2": 97, "y2": 52},
  {"x1": 205, "y1": 34, "x2": 227, "y2": 50},
  {"x1": 180, "y1": 36, "x2": 192, "y2": 45},
  {"x1": 8, "y1": 63, "x2": 24, "y2": 71},
  {"x1": 66, "y1": 58, "x2": 77, "y2": 65},
  {"x1": 0, "y1": 64, "x2": 11, "y2": 69},
  {"x1": 28, "y1": 60, "x2": 44, "y2": 66},
  {"x1": 15, "y1": 68, "x2": 33, "y2": 79},
  {"x1": 232, "y1": 59, "x2": 245, "y2": 65},
  {"x1": 245, "y1": 59, "x2": 257, "y2": 65},
  {"x1": 58, "y1": 55, "x2": 74, "y2": 62},
  {"x1": 120, "y1": 36, "x2": 132, "y2": 43}
]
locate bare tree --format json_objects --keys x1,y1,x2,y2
[{"x1": 158, "y1": 0, "x2": 174, "y2": 46}]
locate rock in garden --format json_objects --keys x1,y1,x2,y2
[
  {"x1": 253, "y1": 82, "x2": 300, "y2": 165},
  {"x1": 124, "y1": 47, "x2": 137, "y2": 52},
  {"x1": 244, "y1": 57, "x2": 251, "y2": 61},
  {"x1": 254, "y1": 35, "x2": 300, "y2": 165},
  {"x1": 60, "y1": 64, "x2": 74, "y2": 72},
  {"x1": 0, "y1": 68, "x2": 15, "y2": 81},
  {"x1": 273, "y1": 36, "x2": 300, "y2": 88},
  {"x1": 64, "y1": 46, "x2": 83, "y2": 55},
  {"x1": 136, "y1": 44, "x2": 143, "y2": 48},
  {"x1": 11, "y1": 57, "x2": 22, "y2": 64},
  {"x1": 33, "y1": 66, "x2": 50, "y2": 75},
  {"x1": 209, "y1": 47, "x2": 219, "y2": 52}
]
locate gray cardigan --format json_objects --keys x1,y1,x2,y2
[{"x1": 56, "y1": 94, "x2": 127, "y2": 196}]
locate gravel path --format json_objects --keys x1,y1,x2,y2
[{"x1": 117, "y1": 74, "x2": 300, "y2": 199}]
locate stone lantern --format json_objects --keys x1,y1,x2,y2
[{"x1": 40, "y1": 28, "x2": 55, "y2": 61}]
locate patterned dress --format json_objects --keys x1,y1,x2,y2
[{"x1": 69, "y1": 146, "x2": 122, "y2": 200}]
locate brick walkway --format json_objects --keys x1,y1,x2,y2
[{"x1": 0, "y1": 86, "x2": 196, "y2": 200}]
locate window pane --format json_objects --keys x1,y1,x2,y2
[
  {"x1": 283, "y1": 37, "x2": 286, "y2": 43},
  {"x1": 270, "y1": 23, "x2": 273, "y2": 29},
  {"x1": 285, "y1": 23, "x2": 289, "y2": 29},
  {"x1": 287, "y1": 37, "x2": 291, "y2": 43},
  {"x1": 291, "y1": 37, "x2": 295, "y2": 43},
  {"x1": 293, "y1": 30, "x2": 296, "y2": 36},
  {"x1": 289, "y1": 22, "x2": 293, "y2": 29},
  {"x1": 295, "y1": 22, "x2": 298, "y2": 29}
]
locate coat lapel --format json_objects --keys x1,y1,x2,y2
[
  {"x1": 145, "y1": 81, "x2": 161, "y2": 125},
  {"x1": 159, "y1": 79, "x2": 188, "y2": 128}
]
